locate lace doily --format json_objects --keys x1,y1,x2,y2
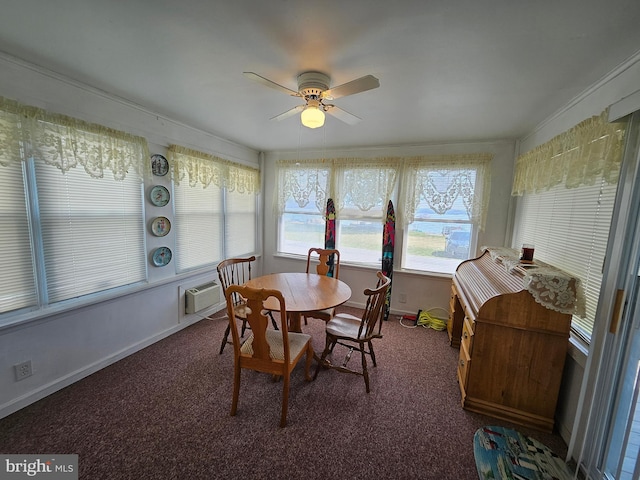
[{"x1": 481, "y1": 246, "x2": 586, "y2": 317}]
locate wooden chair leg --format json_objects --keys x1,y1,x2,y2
[
  {"x1": 369, "y1": 340, "x2": 377, "y2": 367},
  {"x1": 280, "y1": 374, "x2": 290, "y2": 428},
  {"x1": 231, "y1": 365, "x2": 241, "y2": 416},
  {"x1": 361, "y1": 346, "x2": 371, "y2": 393},
  {"x1": 304, "y1": 343, "x2": 314, "y2": 381},
  {"x1": 219, "y1": 324, "x2": 231, "y2": 354},
  {"x1": 313, "y1": 336, "x2": 333, "y2": 380},
  {"x1": 267, "y1": 311, "x2": 279, "y2": 330},
  {"x1": 240, "y1": 319, "x2": 248, "y2": 337}
]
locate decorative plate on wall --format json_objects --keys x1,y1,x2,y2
[
  {"x1": 151, "y1": 154, "x2": 168, "y2": 176},
  {"x1": 150, "y1": 185, "x2": 170, "y2": 207},
  {"x1": 152, "y1": 247, "x2": 172, "y2": 267},
  {"x1": 150, "y1": 216, "x2": 171, "y2": 237}
]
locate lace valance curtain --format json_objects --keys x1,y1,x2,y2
[
  {"x1": 333, "y1": 158, "x2": 398, "y2": 217},
  {"x1": 167, "y1": 144, "x2": 260, "y2": 194},
  {"x1": 401, "y1": 154, "x2": 492, "y2": 230},
  {"x1": 276, "y1": 154, "x2": 491, "y2": 228},
  {"x1": 275, "y1": 159, "x2": 331, "y2": 214},
  {"x1": 275, "y1": 158, "x2": 398, "y2": 219},
  {"x1": 512, "y1": 109, "x2": 628, "y2": 196},
  {"x1": 0, "y1": 96, "x2": 150, "y2": 180}
]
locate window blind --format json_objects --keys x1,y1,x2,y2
[
  {"x1": 173, "y1": 182, "x2": 223, "y2": 272},
  {"x1": 0, "y1": 161, "x2": 37, "y2": 313},
  {"x1": 513, "y1": 177, "x2": 617, "y2": 342},
  {"x1": 35, "y1": 161, "x2": 146, "y2": 303},
  {"x1": 225, "y1": 189, "x2": 256, "y2": 258}
]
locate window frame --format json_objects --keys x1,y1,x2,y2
[
  {"x1": 512, "y1": 176, "x2": 618, "y2": 345},
  {"x1": 0, "y1": 98, "x2": 150, "y2": 320}
]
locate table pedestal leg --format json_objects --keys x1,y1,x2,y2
[{"x1": 288, "y1": 312, "x2": 302, "y2": 333}]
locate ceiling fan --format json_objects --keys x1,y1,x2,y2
[{"x1": 243, "y1": 71, "x2": 380, "y2": 129}]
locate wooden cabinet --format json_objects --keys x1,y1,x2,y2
[{"x1": 449, "y1": 249, "x2": 573, "y2": 432}]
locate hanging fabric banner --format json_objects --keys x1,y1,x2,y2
[
  {"x1": 382, "y1": 200, "x2": 395, "y2": 320},
  {"x1": 324, "y1": 198, "x2": 336, "y2": 277}
]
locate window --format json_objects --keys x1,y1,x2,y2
[
  {"x1": 0, "y1": 97, "x2": 149, "y2": 317},
  {"x1": 276, "y1": 160, "x2": 397, "y2": 264},
  {"x1": 276, "y1": 155, "x2": 490, "y2": 271},
  {"x1": 511, "y1": 109, "x2": 627, "y2": 343},
  {"x1": 402, "y1": 170, "x2": 476, "y2": 274},
  {"x1": 35, "y1": 161, "x2": 146, "y2": 303},
  {"x1": 334, "y1": 164, "x2": 396, "y2": 264},
  {"x1": 1, "y1": 161, "x2": 37, "y2": 313},
  {"x1": 335, "y1": 202, "x2": 384, "y2": 264},
  {"x1": 513, "y1": 177, "x2": 618, "y2": 343},
  {"x1": 278, "y1": 164, "x2": 330, "y2": 256},
  {"x1": 280, "y1": 197, "x2": 325, "y2": 256},
  {"x1": 401, "y1": 155, "x2": 492, "y2": 274},
  {"x1": 167, "y1": 145, "x2": 259, "y2": 271},
  {"x1": 173, "y1": 181, "x2": 223, "y2": 272},
  {"x1": 225, "y1": 188, "x2": 257, "y2": 258}
]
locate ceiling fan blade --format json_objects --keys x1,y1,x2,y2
[
  {"x1": 322, "y1": 75, "x2": 379, "y2": 100},
  {"x1": 270, "y1": 104, "x2": 305, "y2": 121},
  {"x1": 243, "y1": 72, "x2": 301, "y2": 97},
  {"x1": 324, "y1": 105, "x2": 362, "y2": 125}
]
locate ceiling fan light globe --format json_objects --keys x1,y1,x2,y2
[{"x1": 301, "y1": 107, "x2": 325, "y2": 129}]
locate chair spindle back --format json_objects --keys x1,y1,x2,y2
[
  {"x1": 358, "y1": 272, "x2": 391, "y2": 340},
  {"x1": 306, "y1": 247, "x2": 340, "y2": 279},
  {"x1": 217, "y1": 256, "x2": 256, "y2": 309}
]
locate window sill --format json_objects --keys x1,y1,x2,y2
[
  {"x1": 273, "y1": 252, "x2": 455, "y2": 279},
  {"x1": 396, "y1": 267, "x2": 454, "y2": 279},
  {"x1": 567, "y1": 332, "x2": 589, "y2": 369}
]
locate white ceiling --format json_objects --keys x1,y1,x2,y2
[{"x1": 1, "y1": 0, "x2": 639, "y2": 152}]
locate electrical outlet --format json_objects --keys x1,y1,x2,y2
[
  {"x1": 398, "y1": 293, "x2": 407, "y2": 304},
  {"x1": 14, "y1": 360, "x2": 32, "y2": 381}
]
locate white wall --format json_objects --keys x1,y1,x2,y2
[
  {"x1": 0, "y1": 53, "x2": 259, "y2": 418},
  {"x1": 512, "y1": 52, "x2": 640, "y2": 452},
  {"x1": 261, "y1": 140, "x2": 516, "y2": 317}
]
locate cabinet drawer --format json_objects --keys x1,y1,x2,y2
[
  {"x1": 458, "y1": 338, "x2": 471, "y2": 390},
  {"x1": 462, "y1": 317, "x2": 475, "y2": 354},
  {"x1": 448, "y1": 283, "x2": 465, "y2": 348}
]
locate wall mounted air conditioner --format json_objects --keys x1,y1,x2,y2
[{"x1": 185, "y1": 281, "x2": 221, "y2": 314}]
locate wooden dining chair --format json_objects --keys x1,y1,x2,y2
[
  {"x1": 313, "y1": 271, "x2": 391, "y2": 393},
  {"x1": 302, "y1": 247, "x2": 341, "y2": 325},
  {"x1": 225, "y1": 284, "x2": 314, "y2": 427},
  {"x1": 216, "y1": 256, "x2": 278, "y2": 354}
]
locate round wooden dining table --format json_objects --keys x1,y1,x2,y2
[{"x1": 245, "y1": 272, "x2": 352, "y2": 333}]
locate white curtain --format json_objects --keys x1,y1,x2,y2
[
  {"x1": 276, "y1": 155, "x2": 492, "y2": 227},
  {"x1": 0, "y1": 96, "x2": 150, "y2": 180},
  {"x1": 275, "y1": 157, "x2": 399, "y2": 219},
  {"x1": 512, "y1": 109, "x2": 627, "y2": 195},
  {"x1": 401, "y1": 154, "x2": 492, "y2": 230},
  {"x1": 333, "y1": 158, "x2": 398, "y2": 217},
  {"x1": 167, "y1": 144, "x2": 260, "y2": 193},
  {"x1": 275, "y1": 159, "x2": 331, "y2": 215}
]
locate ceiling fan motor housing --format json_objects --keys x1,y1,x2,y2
[{"x1": 297, "y1": 71, "x2": 330, "y2": 97}]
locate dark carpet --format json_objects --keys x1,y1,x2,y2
[{"x1": 0, "y1": 307, "x2": 568, "y2": 479}]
